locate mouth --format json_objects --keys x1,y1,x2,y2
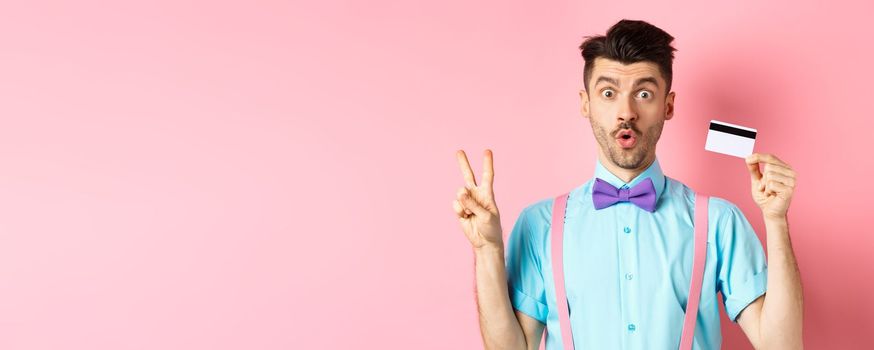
[{"x1": 615, "y1": 129, "x2": 637, "y2": 149}]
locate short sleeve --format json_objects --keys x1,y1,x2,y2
[
  {"x1": 505, "y1": 207, "x2": 548, "y2": 324},
  {"x1": 713, "y1": 198, "x2": 769, "y2": 323}
]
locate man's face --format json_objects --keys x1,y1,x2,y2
[{"x1": 580, "y1": 57, "x2": 675, "y2": 170}]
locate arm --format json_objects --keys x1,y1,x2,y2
[
  {"x1": 474, "y1": 246, "x2": 542, "y2": 350},
  {"x1": 739, "y1": 154, "x2": 804, "y2": 349},
  {"x1": 453, "y1": 150, "x2": 543, "y2": 349},
  {"x1": 517, "y1": 309, "x2": 546, "y2": 350},
  {"x1": 737, "y1": 217, "x2": 804, "y2": 349}
]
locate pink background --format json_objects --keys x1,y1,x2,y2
[{"x1": 0, "y1": 0, "x2": 871, "y2": 349}]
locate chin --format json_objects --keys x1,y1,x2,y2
[{"x1": 610, "y1": 150, "x2": 648, "y2": 169}]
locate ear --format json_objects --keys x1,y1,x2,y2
[
  {"x1": 579, "y1": 89, "x2": 590, "y2": 118},
  {"x1": 664, "y1": 91, "x2": 676, "y2": 121}
]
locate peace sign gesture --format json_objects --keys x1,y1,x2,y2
[{"x1": 453, "y1": 149, "x2": 503, "y2": 250}]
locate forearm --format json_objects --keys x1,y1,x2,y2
[
  {"x1": 760, "y1": 216, "x2": 804, "y2": 349},
  {"x1": 474, "y1": 245, "x2": 526, "y2": 350}
]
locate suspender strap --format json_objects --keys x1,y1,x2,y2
[
  {"x1": 679, "y1": 193, "x2": 709, "y2": 349},
  {"x1": 549, "y1": 192, "x2": 709, "y2": 350},
  {"x1": 550, "y1": 192, "x2": 574, "y2": 350}
]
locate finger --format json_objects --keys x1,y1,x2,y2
[
  {"x1": 746, "y1": 159, "x2": 763, "y2": 181},
  {"x1": 482, "y1": 149, "x2": 494, "y2": 189},
  {"x1": 456, "y1": 150, "x2": 478, "y2": 188},
  {"x1": 456, "y1": 187, "x2": 474, "y2": 214},
  {"x1": 764, "y1": 171, "x2": 796, "y2": 188},
  {"x1": 761, "y1": 164, "x2": 795, "y2": 189},
  {"x1": 766, "y1": 180, "x2": 793, "y2": 199},
  {"x1": 459, "y1": 191, "x2": 489, "y2": 217},
  {"x1": 744, "y1": 153, "x2": 759, "y2": 164},
  {"x1": 453, "y1": 199, "x2": 468, "y2": 219},
  {"x1": 457, "y1": 186, "x2": 470, "y2": 200},
  {"x1": 746, "y1": 153, "x2": 788, "y2": 167},
  {"x1": 762, "y1": 163, "x2": 796, "y2": 178}
]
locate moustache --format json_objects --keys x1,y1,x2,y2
[{"x1": 613, "y1": 122, "x2": 641, "y2": 137}]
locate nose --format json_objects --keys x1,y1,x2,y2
[{"x1": 617, "y1": 94, "x2": 638, "y2": 123}]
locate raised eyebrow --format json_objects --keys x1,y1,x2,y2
[
  {"x1": 594, "y1": 76, "x2": 619, "y2": 88},
  {"x1": 595, "y1": 76, "x2": 660, "y2": 89},
  {"x1": 633, "y1": 77, "x2": 660, "y2": 89}
]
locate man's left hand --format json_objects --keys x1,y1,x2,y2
[{"x1": 745, "y1": 153, "x2": 797, "y2": 220}]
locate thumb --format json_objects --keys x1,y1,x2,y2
[
  {"x1": 745, "y1": 157, "x2": 762, "y2": 182},
  {"x1": 459, "y1": 192, "x2": 489, "y2": 218}
]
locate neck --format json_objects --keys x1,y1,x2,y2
[{"x1": 597, "y1": 149, "x2": 656, "y2": 183}]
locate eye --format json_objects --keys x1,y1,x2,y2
[
  {"x1": 637, "y1": 90, "x2": 652, "y2": 99},
  {"x1": 601, "y1": 89, "x2": 614, "y2": 98}
]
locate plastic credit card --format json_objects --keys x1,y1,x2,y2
[{"x1": 704, "y1": 120, "x2": 757, "y2": 158}]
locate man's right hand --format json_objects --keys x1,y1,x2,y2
[{"x1": 453, "y1": 149, "x2": 503, "y2": 251}]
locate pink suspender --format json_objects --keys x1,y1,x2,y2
[
  {"x1": 680, "y1": 193, "x2": 709, "y2": 349},
  {"x1": 550, "y1": 192, "x2": 574, "y2": 349},
  {"x1": 549, "y1": 192, "x2": 709, "y2": 350}
]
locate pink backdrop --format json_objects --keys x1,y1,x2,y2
[{"x1": 0, "y1": 0, "x2": 871, "y2": 349}]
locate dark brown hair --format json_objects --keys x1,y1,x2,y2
[{"x1": 579, "y1": 19, "x2": 677, "y2": 94}]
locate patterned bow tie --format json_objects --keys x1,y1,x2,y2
[{"x1": 592, "y1": 177, "x2": 657, "y2": 212}]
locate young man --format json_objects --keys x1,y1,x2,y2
[{"x1": 453, "y1": 19, "x2": 803, "y2": 349}]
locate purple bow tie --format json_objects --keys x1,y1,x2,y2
[{"x1": 592, "y1": 177, "x2": 657, "y2": 212}]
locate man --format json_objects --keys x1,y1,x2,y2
[{"x1": 452, "y1": 19, "x2": 803, "y2": 349}]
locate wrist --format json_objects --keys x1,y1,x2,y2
[
  {"x1": 764, "y1": 215, "x2": 789, "y2": 225},
  {"x1": 474, "y1": 243, "x2": 504, "y2": 256}
]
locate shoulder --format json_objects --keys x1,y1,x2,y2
[
  {"x1": 520, "y1": 181, "x2": 592, "y2": 227},
  {"x1": 708, "y1": 196, "x2": 744, "y2": 221},
  {"x1": 664, "y1": 176, "x2": 743, "y2": 221},
  {"x1": 664, "y1": 177, "x2": 754, "y2": 246},
  {"x1": 671, "y1": 178, "x2": 760, "y2": 256},
  {"x1": 706, "y1": 196, "x2": 754, "y2": 247},
  {"x1": 518, "y1": 196, "x2": 556, "y2": 232},
  {"x1": 513, "y1": 184, "x2": 582, "y2": 244}
]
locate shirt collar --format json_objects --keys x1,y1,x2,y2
[{"x1": 593, "y1": 156, "x2": 666, "y2": 205}]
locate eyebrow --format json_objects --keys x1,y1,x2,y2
[{"x1": 594, "y1": 76, "x2": 660, "y2": 89}]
